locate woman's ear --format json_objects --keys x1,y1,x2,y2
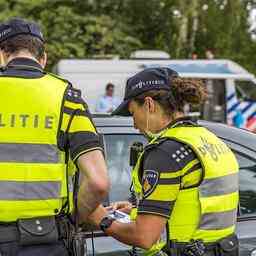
[
  {"x1": 0, "y1": 50, "x2": 7, "y2": 67},
  {"x1": 144, "y1": 97, "x2": 155, "y2": 113}
]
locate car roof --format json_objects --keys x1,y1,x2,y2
[
  {"x1": 199, "y1": 120, "x2": 256, "y2": 153},
  {"x1": 93, "y1": 115, "x2": 256, "y2": 152},
  {"x1": 93, "y1": 115, "x2": 138, "y2": 134},
  {"x1": 93, "y1": 115, "x2": 133, "y2": 128}
]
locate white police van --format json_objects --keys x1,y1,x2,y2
[{"x1": 56, "y1": 58, "x2": 256, "y2": 131}]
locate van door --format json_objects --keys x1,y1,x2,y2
[{"x1": 227, "y1": 79, "x2": 256, "y2": 131}]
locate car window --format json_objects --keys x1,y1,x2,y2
[
  {"x1": 104, "y1": 134, "x2": 146, "y2": 203},
  {"x1": 235, "y1": 152, "x2": 256, "y2": 216}
]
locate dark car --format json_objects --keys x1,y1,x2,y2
[{"x1": 86, "y1": 115, "x2": 256, "y2": 256}]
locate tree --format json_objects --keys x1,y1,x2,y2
[
  {"x1": 0, "y1": 0, "x2": 255, "y2": 74},
  {"x1": 0, "y1": 0, "x2": 141, "y2": 69}
]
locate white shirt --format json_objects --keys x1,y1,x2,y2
[{"x1": 95, "y1": 95, "x2": 121, "y2": 113}]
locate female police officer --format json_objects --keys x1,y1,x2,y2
[{"x1": 89, "y1": 67, "x2": 239, "y2": 256}]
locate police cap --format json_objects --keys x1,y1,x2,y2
[
  {"x1": 112, "y1": 67, "x2": 179, "y2": 116},
  {"x1": 0, "y1": 18, "x2": 44, "y2": 43}
]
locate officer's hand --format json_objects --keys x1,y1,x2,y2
[
  {"x1": 106, "y1": 201, "x2": 132, "y2": 214},
  {"x1": 88, "y1": 204, "x2": 108, "y2": 226}
]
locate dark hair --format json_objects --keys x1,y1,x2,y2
[
  {"x1": 106, "y1": 83, "x2": 114, "y2": 91},
  {"x1": 134, "y1": 77, "x2": 207, "y2": 116},
  {"x1": 0, "y1": 34, "x2": 45, "y2": 60}
]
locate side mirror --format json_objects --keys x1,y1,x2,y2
[{"x1": 129, "y1": 141, "x2": 144, "y2": 167}]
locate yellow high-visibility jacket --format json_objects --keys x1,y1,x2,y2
[
  {"x1": 132, "y1": 125, "x2": 239, "y2": 255},
  {"x1": 0, "y1": 74, "x2": 73, "y2": 221}
]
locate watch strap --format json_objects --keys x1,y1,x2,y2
[{"x1": 99, "y1": 216, "x2": 115, "y2": 232}]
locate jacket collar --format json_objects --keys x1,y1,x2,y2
[{"x1": 6, "y1": 57, "x2": 43, "y2": 71}]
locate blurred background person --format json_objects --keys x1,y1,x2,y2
[
  {"x1": 191, "y1": 51, "x2": 198, "y2": 60},
  {"x1": 96, "y1": 83, "x2": 121, "y2": 113},
  {"x1": 205, "y1": 48, "x2": 215, "y2": 59}
]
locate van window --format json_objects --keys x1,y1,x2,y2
[{"x1": 235, "y1": 80, "x2": 256, "y2": 101}]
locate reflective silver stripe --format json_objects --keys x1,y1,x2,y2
[
  {"x1": 0, "y1": 181, "x2": 61, "y2": 200},
  {"x1": 0, "y1": 143, "x2": 60, "y2": 163},
  {"x1": 199, "y1": 209, "x2": 237, "y2": 230},
  {"x1": 68, "y1": 176, "x2": 74, "y2": 193},
  {"x1": 200, "y1": 173, "x2": 238, "y2": 197}
]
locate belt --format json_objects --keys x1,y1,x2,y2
[
  {"x1": 162, "y1": 240, "x2": 218, "y2": 256},
  {"x1": 0, "y1": 216, "x2": 71, "y2": 244},
  {"x1": 169, "y1": 240, "x2": 217, "y2": 250},
  {"x1": 164, "y1": 234, "x2": 238, "y2": 256},
  {"x1": 0, "y1": 224, "x2": 19, "y2": 243}
]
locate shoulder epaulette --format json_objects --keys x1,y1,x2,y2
[{"x1": 66, "y1": 87, "x2": 82, "y2": 98}]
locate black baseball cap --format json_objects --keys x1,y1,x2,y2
[
  {"x1": 112, "y1": 67, "x2": 179, "y2": 116},
  {"x1": 0, "y1": 18, "x2": 44, "y2": 43}
]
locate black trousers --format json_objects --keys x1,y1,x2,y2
[{"x1": 0, "y1": 241, "x2": 69, "y2": 256}]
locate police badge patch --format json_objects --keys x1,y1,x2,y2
[{"x1": 142, "y1": 170, "x2": 159, "y2": 198}]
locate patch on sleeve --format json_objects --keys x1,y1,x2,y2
[
  {"x1": 142, "y1": 170, "x2": 159, "y2": 198},
  {"x1": 67, "y1": 88, "x2": 81, "y2": 98}
]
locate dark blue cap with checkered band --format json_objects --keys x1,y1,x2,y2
[
  {"x1": 112, "y1": 67, "x2": 179, "y2": 116},
  {"x1": 0, "y1": 18, "x2": 44, "y2": 43}
]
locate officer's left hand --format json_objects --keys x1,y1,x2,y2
[
  {"x1": 88, "y1": 204, "x2": 108, "y2": 226},
  {"x1": 106, "y1": 201, "x2": 132, "y2": 214}
]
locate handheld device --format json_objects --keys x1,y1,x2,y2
[{"x1": 108, "y1": 210, "x2": 131, "y2": 223}]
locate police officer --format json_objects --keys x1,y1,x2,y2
[
  {"x1": 0, "y1": 18, "x2": 109, "y2": 256},
  {"x1": 88, "y1": 67, "x2": 239, "y2": 256}
]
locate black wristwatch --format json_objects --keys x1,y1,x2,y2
[{"x1": 99, "y1": 216, "x2": 115, "y2": 232}]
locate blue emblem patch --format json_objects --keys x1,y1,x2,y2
[{"x1": 142, "y1": 170, "x2": 159, "y2": 198}]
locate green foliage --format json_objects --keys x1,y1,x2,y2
[
  {"x1": 0, "y1": 0, "x2": 141, "y2": 69},
  {"x1": 0, "y1": 0, "x2": 256, "y2": 74}
]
